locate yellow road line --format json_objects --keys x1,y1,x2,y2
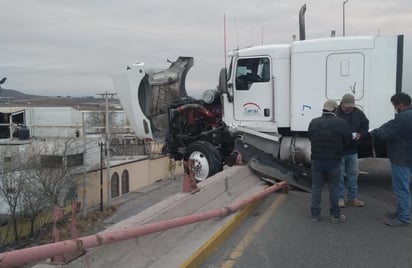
[
  {"x1": 221, "y1": 193, "x2": 287, "y2": 268},
  {"x1": 181, "y1": 193, "x2": 287, "y2": 268},
  {"x1": 180, "y1": 200, "x2": 261, "y2": 268}
]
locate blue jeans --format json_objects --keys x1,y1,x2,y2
[
  {"x1": 311, "y1": 160, "x2": 341, "y2": 218},
  {"x1": 339, "y1": 153, "x2": 359, "y2": 200},
  {"x1": 391, "y1": 163, "x2": 411, "y2": 223}
]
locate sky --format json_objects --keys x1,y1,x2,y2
[{"x1": 0, "y1": 0, "x2": 411, "y2": 97}]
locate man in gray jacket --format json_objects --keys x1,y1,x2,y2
[{"x1": 372, "y1": 92, "x2": 412, "y2": 227}]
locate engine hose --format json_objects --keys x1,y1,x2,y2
[{"x1": 175, "y1": 104, "x2": 215, "y2": 118}]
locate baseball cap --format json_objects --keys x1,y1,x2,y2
[
  {"x1": 341, "y1": 94, "x2": 355, "y2": 108},
  {"x1": 323, "y1": 100, "x2": 338, "y2": 112}
]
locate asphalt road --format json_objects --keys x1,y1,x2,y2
[{"x1": 201, "y1": 158, "x2": 412, "y2": 268}]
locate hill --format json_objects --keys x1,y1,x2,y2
[
  {"x1": 0, "y1": 88, "x2": 39, "y2": 99},
  {"x1": 0, "y1": 88, "x2": 120, "y2": 110}
]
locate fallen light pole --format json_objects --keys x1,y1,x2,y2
[{"x1": 0, "y1": 181, "x2": 288, "y2": 267}]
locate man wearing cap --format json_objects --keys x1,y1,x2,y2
[
  {"x1": 308, "y1": 100, "x2": 352, "y2": 223},
  {"x1": 336, "y1": 94, "x2": 369, "y2": 208}
]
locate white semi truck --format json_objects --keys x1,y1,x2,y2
[{"x1": 113, "y1": 6, "x2": 403, "y2": 188}]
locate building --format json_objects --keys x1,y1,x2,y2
[{"x1": 0, "y1": 106, "x2": 181, "y2": 215}]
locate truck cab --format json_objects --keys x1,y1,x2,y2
[
  {"x1": 222, "y1": 35, "x2": 403, "y2": 164},
  {"x1": 224, "y1": 36, "x2": 403, "y2": 134},
  {"x1": 113, "y1": 35, "x2": 403, "y2": 182}
]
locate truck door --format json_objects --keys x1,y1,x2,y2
[{"x1": 233, "y1": 57, "x2": 273, "y2": 122}]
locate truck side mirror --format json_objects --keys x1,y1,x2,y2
[
  {"x1": 218, "y1": 67, "x2": 233, "y2": 102},
  {"x1": 217, "y1": 68, "x2": 228, "y2": 94}
]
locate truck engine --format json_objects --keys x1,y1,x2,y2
[{"x1": 165, "y1": 90, "x2": 237, "y2": 181}]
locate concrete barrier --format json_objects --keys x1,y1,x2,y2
[{"x1": 32, "y1": 165, "x2": 268, "y2": 268}]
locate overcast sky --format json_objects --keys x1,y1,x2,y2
[{"x1": 1, "y1": 0, "x2": 411, "y2": 97}]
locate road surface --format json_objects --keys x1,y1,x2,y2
[{"x1": 201, "y1": 158, "x2": 412, "y2": 268}]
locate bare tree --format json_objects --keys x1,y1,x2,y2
[
  {"x1": 22, "y1": 139, "x2": 83, "y2": 207},
  {"x1": 85, "y1": 110, "x2": 137, "y2": 156},
  {"x1": 109, "y1": 112, "x2": 129, "y2": 135},
  {"x1": 85, "y1": 110, "x2": 129, "y2": 135},
  {"x1": 0, "y1": 159, "x2": 22, "y2": 240},
  {"x1": 19, "y1": 175, "x2": 49, "y2": 237},
  {"x1": 85, "y1": 111, "x2": 105, "y2": 134},
  {"x1": 0, "y1": 139, "x2": 85, "y2": 242},
  {"x1": 0, "y1": 152, "x2": 50, "y2": 239}
]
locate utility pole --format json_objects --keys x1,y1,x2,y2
[
  {"x1": 98, "y1": 141, "x2": 104, "y2": 212},
  {"x1": 343, "y1": 0, "x2": 349, "y2": 36},
  {"x1": 81, "y1": 112, "x2": 88, "y2": 217},
  {"x1": 97, "y1": 91, "x2": 116, "y2": 207}
]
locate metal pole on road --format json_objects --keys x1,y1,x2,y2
[{"x1": 0, "y1": 182, "x2": 288, "y2": 267}]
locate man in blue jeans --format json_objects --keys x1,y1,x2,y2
[
  {"x1": 308, "y1": 100, "x2": 352, "y2": 223},
  {"x1": 336, "y1": 94, "x2": 369, "y2": 208},
  {"x1": 372, "y1": 92, "x2": 412, "y2": 227}
]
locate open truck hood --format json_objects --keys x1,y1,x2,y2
[{"x1": 112, "y1": 57, "x2": 194, "y2": 141}]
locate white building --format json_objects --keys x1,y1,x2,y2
[
  {"x1": 0, "y1": 107, "x2": 83, "y2": 140},
  {"x1": 0, "y1": 106, "x2": 171, "y2": 217}
]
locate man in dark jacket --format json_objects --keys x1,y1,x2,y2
[
  {"x1": 308, "y1": 100, "x2": 352, "y2": 223},
  {"x1": 372, "y1": 92, "x2": 412, "y2": 227},
  {"x1": 336, "y1": 94, "x2": 369, "y2": 208}
]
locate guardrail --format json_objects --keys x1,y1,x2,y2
[{"x1": 0, "y1": 181, "x2": 288, "y2": 267}]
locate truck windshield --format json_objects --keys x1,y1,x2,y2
[{"x1": 235, "y1": 57, "x2": 270, "y2": 90}]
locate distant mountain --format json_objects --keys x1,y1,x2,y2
[
  {"x1": 0, "y1": 87, "x2": 121, "y2": 110},
  {"x1": 0, "y1": 87, "x2": 39, "y2": 99}
]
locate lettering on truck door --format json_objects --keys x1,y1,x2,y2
[{"x1": 233, "y1": 57, "x2": 273, "y2": 122}]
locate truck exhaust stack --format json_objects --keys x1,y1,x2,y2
[{"x1": 299, "y1": 4, "x2": 306, "y2": 40}]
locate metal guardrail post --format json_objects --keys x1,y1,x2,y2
[
  {"x1": 51, "y1": 206, "x2": 65, "y2": 264},
  {"x1": 70, "y1": 201, "x2": 81, "y2": 239},
  {"x1": 182, "y1": 159, "x2": 199, "y2": 193}
]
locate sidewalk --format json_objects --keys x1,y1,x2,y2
[{"x1": 104, "y1": 175, "x2": 184, "y2": 226}]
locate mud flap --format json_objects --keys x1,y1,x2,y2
[{"x1": 248, "y1": 156, "x2": 312, "y2": 193}]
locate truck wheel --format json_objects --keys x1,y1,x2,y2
[{"x1": 186, "y1": 141, "x2": 222, "y2": 182}]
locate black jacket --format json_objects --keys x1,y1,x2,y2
[
  {"x1": 308, "y1": 112, "x2": 352, "y2": 161},
  {"x1": 373, "y1": 107, "x2": 412, "y2": 167},
  {"x1": 336, "y1": 106, "x2": 369, "y2": 154}
]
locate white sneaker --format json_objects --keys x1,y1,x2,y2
[
  {"x1": 329, "y1": 214, "x2": 346, "y2": 224},
  {"x1": 338, "y1": 199, "x2": 346, "y2": 208}
]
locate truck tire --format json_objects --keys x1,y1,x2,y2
[{"x1": 185, "y1": 141, "x2": 223, "y2": 182}]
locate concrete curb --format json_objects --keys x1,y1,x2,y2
[
  {"x1": 32, "y1": 165, "x2": 268, "y2": 268},
  {"x1": 180, "y1": 199, "x2": 262, "y2": 268}
]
